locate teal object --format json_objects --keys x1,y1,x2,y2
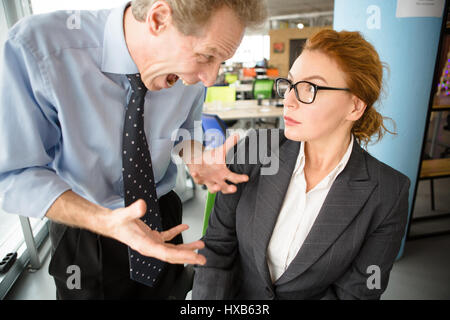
[{"x1": 334, "y1": 0, "x2": 444, "y2": 259}]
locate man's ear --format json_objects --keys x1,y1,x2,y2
[
  {"x1": 347, "y1": 95, "x2": 367, "y2": 122},
  {"x1": 146, "y1": 0, "x2": 172, "y2": 36}
]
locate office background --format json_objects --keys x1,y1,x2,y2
[{"x1": 1, "y1": 0, "x2": 449, "y2": 300}]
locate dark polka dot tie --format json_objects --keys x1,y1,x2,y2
[{"x1": 122, "y1": 74, "x2": 165, "y2": 287}]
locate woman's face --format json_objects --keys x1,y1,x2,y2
[{"x1": 283, "y1": 49, "x2": 359, "y2": 143}]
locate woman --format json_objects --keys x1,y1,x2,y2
[{"x1": 192, "y1": 30, "x2": 410, "y2": 300}]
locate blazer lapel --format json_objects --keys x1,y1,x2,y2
[
  {"x1": 275, "y1": 142, "x2": 378, "y2": 286},
  {"x1": 252, "y1": 137, "x2": 300, "y2": 289}
]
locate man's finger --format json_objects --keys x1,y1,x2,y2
[
  {"x1": 160, "y1": 224, "x2": 189, "y2": 242},
  {"x1": 222, "y1": 134, "x2": 240, "y2": 154},
  {"x1": 207, "y1": 183, "x2": 221, "y2": 194},
  {"x1": 176, "y1": 240, "x2": 205, "y2": 251},
  {"x1": 218, "y1": 181, "x2": 236, "y2": 194},
  {"x1": 156, "y1": 244, "x2": 207, "y2": 265},
  {"x1": 211, "y1": 178, "x2": 241, "y2": 194},
  {"x1": 194, "y1": 178, "x2": 204, "y2": 185},
  {"x1": 225, "y1": 171, "x2": 249, "y2": 184}
]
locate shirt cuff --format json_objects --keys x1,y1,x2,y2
[{"x1": 0, "y1": 167, "x2": 72, "y2": 219}]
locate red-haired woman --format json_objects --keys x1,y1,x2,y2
[{"x1": 192, "y1": 29, "x2": 411, "y2": 300}]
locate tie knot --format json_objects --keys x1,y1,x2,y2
[{"x1": 127, "y1": 74, "x2": 147, "y2": 92}]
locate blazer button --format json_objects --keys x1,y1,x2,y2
[{"x1": 265, "y1": 286, "x2": 274, "y2": 299}]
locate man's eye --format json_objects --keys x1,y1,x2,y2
[{"x1": 198, "y1": 55, "x2": 213, "y2": 63}]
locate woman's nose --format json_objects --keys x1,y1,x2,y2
[{"x1": 283, "y1": 88, "x2": 299, "y2": 109}]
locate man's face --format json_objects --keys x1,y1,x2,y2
[{"x1": 139, "y1": 5, "x2": 245, "y2": 91}]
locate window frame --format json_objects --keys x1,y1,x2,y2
[{"x1": 0, "y1": 0, "x2": 50, "y2": 300}]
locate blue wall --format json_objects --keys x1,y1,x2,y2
[{"x1": 334, "y1": 0, "x2": 444, "y2": 258}]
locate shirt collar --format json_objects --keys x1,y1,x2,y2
[
  {"x1": 294, "y1": 138, "x2": 306, "y2": 174},
  {"x1": 101, "y1": 2, "x2": 139, "y2": 74},
  {"x1": 333, "y1": 134, "x2": 354, "y2": 178},
  {"x1": 294, "y1": 135, "x2": 355, "y2": 186}
]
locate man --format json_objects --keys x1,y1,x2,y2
[{"x1": 0, "y1": 0, "x2": 267, "y2": 299}]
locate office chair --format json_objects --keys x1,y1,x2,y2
[
  {"x1": 225, "y1": 73, "x2": 238, "y2": 85},
  {"x1": 251, "y1": 79, "x2": 278, "y2": 128},
  {"x1": 201, "y1": 113, "x2": 228, "y2": 149},
  {"x1": 204, "y1": 86, "x2": 236, "y2": 103},
  {"x1": 252, "y1": 79, "x2": 274, "y2": 100},
  {"x1": 178, "y1": 116, "x2": 227, "y2": 299},
  {"x1": 204, "y1": 87, "x2": 238, "y2": 128}
]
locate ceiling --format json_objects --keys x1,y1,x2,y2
[
  {"x1": 244, "y1": 0, "x2": 334, "y2": 34},
  {"x1": 265, "y1": 0, "x2": 334, "y2": 18}
]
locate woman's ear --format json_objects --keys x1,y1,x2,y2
[
  {"x1": 146, "y1": 0, "x2": 172, "y2": 36},
  {"x1": 346, "y1": 95, "x2": 367, "y2": 122}
]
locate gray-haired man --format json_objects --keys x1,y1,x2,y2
[{"x1": 0, "y1": 0, "x2": 266, "y2": 299}]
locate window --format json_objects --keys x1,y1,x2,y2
[
  {"x1": 0, "y1": 2, "x2": 24, "y2": 263},
  {"x1": 0, "y1": 0, "x2": 48, "y2": 299},
  {"x1": 226, "y1": 35, "x2": 270, "y2": 67},
  {"x1": 30, "y1": 0, "x2": 127, "y2": 13},
  {"x1": 0, "y1": 3, "x2": 6, "y2": 75}
]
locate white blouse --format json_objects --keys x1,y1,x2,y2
[{"x1": 267, "y1": 135, "x2": 354, "y2": 283}]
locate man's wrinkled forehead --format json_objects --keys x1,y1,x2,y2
[
  {"x1": 200, "y1": 31, "x2": 244, "y2": 61},
  {"x1": 194, "y1": 9, "x2": 245, "y2": 60},
  {"x1": 202, "y1": 46, "x2": 229, "y2": 61}
]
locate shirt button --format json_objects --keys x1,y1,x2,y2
[{"x1": 117, "y1": 176, "x2": 124, "y2": 197}]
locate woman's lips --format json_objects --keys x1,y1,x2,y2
[{"x1": 284, "y1": 116, "x2": 301, "y2": 126}]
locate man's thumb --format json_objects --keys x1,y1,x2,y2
[
  {"x1": 128, "y1": 199, "x2": 147, "y2": 219},
  {"x1": 223, "y1": 134, "x2": 240, "y2": 153}
]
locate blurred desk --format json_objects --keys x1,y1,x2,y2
[
  {"x1": 408, "y1": 158, "x2": 450, "y2": 240},
  {"x1": 429, "y1": 104, "x2": 450, "y2": 158},
  {"x1": 234, "y1": 84, "x2": 253, "y2": 93},
  {"x1": 203, "y1": 99, "x2": 284, "y2": 121},
  {"x1": 234, "y1": 83, "x2": 253, "y2": 100},
  {"x1": 420, "y1": 158, "x2": 450, "y2": 179},
  {"x1": 432, "y1": 104, "x2": 450, "y2": 111}
]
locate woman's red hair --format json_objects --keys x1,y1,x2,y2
[{"x1": 304, "y1": 29, "x2": 395, "y2": 146}]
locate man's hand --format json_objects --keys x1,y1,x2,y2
[
  {"x1": 184, "y1": 134, "x2": 249, "y2": 194},
  {"x1": 107, "y1": 199, "x2": 206, "y2": 265},
  {"x1": 46, "y1": 190, "x2": 206, "y2": 266}
]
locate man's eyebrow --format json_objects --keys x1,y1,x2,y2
[
  {"x1": 204, "y1": 46, "x2": 234, "y2": 61},
  {"x1": 204, "y1": 47, "x2": 220, "y2": 56}
]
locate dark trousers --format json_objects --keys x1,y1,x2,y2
[{"x1": 48, "y1": 191, "x2": 184, "y2": 300}]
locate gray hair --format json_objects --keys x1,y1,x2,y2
[{"x1": 131, "y1": 0, "x2": 267, "y2": 35}]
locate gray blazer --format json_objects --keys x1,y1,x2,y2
[{"x1": 192, "y1": 130, "x2": 410, "y2": 300}]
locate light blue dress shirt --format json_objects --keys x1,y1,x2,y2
[{"x1": 0, "y1": 3, "x2": 205, "y2": 219}]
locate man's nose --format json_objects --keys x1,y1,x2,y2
[{"x1": 199, "y1": 63, "x2": 221, "y2": 87}]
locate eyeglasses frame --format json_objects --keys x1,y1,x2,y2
[{"x1": 275, "y1": 77, "x2": 350, "y2": 104}]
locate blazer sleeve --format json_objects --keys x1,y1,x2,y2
[
  {"x1": 321, "y1": 176, "x2": 411, "y2": 300},
  {"x1": 192, "y1": 133, "x2": 256, "y2": 300}
]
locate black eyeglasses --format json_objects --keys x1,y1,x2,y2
[{"x1": 275, "y1": 78, "x2": 350, "y2": 104}]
